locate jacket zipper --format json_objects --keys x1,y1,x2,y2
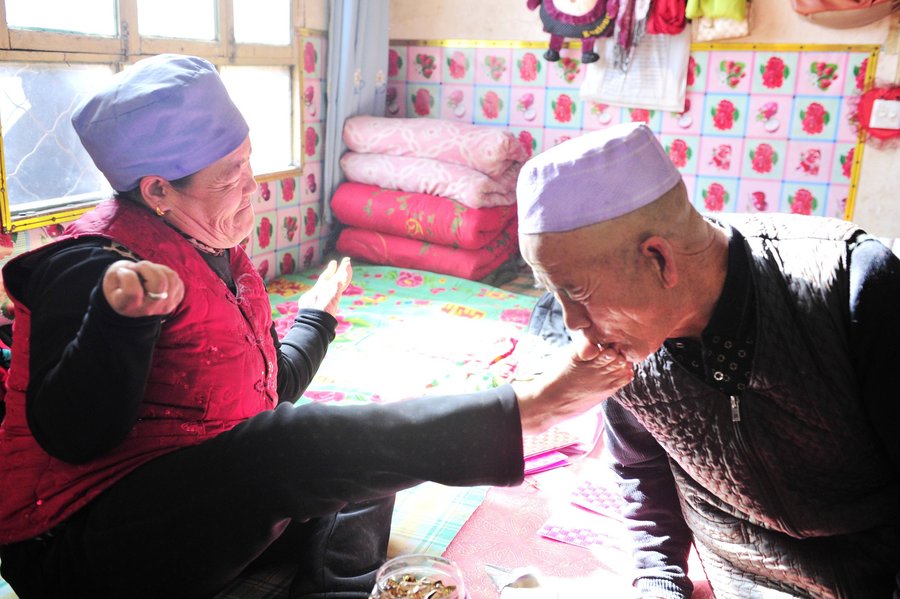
[{"x1": 729, "y1": 394, "x2": 799, "y2": 537}]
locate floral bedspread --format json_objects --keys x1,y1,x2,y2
[{"x1": 267, "y1": 264, "x2": 540, "y2": 406}]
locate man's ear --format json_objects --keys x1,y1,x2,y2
[{"x1": 640, "y1": 236, "x2": 678, "y2": 289}]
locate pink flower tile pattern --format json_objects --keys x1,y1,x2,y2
[{"x1": 384, "y1": 43, "x2": 873, "y2": 220}]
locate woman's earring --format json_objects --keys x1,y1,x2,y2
[{"x1": 155, "y1": 205, "x2": 166, "y2": 217}]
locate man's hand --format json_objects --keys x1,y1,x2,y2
[
  {"x1": 297, "y1": 257, "x2": 352, "y2": 317},
  {"x1": 102, "y1": 260, "x2": 185, "y2": 318},
  {"x1": 512, "y1": 332, "x2": 633, "y2": 435}
]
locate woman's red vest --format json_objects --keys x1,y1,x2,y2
[{"x1": 0, "y1": 200, "x2": 277, "y2": 543}]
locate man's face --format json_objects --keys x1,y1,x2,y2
[
  {"x1": 163, "y1": 136, "x2": 258, "y2": 249},
  {"x1": 520, "y1": 231, "x2": 673, "y2": 364}
]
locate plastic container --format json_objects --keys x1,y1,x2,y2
[{"x1": 369, "y1": 554, "x2": 466, "y2": 598}]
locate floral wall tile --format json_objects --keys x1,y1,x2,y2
[
  {"x1": 785, "y1": 140, "x2": 834, "y2": 184},
  {"x1": 277, "y1": 205, "x2": 302, "y2": 250},
  {"x1": 383, "y1": 42, "x2": 872, "y2": 221},
  {"x1": 475, "y1": 48, "x2": 513, "y2": 85},
  {"x1": 408, "y1": 46, "x2": 442, "y2": 83},
  {"x1": 254, "y1": 210, "x2": 277, "y2": 256},
  {"x1": 661, "y1": 93, "x2": 703, "y2": 135},
  {"x1": 444, "y1": 48, "x2": 475, "y2": 84},
  {"x1": 509, "y1": 87, "x2": 545, "y2": 127},
  {"x1": 388, "y1": 47, "x2": 406, "y2": 81},
  {"x1": 845, "y1": 53, "x2": 870, "y2": 96},
  {"x1": 826, "y1": 184, "x2": 850, "y2": 219},
  {"x1": 474, "y1": 86, "x2": 510, "y2": 124},
  {"x1": 662, "y1": 134, "x2": 700, "y2": 175},
  {"x1": 276, "y1": 247, "x2": 300, "y2": 277},
  {"x1": 682, "y1": 175, "x2": 696, "y2": 204},
  {"x1": 703, "y1": 93, "x2": 750, "y2": 137},
  {"x1": 302, "y1": 123, "x2": 323, "y2": 161},
  {"x1": 542, "y1": 127, "x2": 578, "y2": 151},
  {"x1": 301, "y1": 204, "x2": 321, "y2": 244},
  {"x1": 707, "y1": 51, "x2": 754, "y2": 94},
  {"x1": 751, "y1": 52, "x2": 798, "y2": 96},
  {"x1": 698, "y1": 136, "x2": 744, "y2": 177},
  {"x1": 547, "y1": 51, "x2": 585, "y2": 87},
  {"x1": 583, "y1": 101, "x2": 623, "y2": 130},
  {"x1": 441, "y1": 84, "x2": 475, "y2": 121},
  {"x1": 255, "y1": 181, "x2": 275, "y2": 210},
  {"x1": 737, "y1": 179, "x2": 782, "y2": 214},
  {"x1": 746, "y1": 95, "x2": 793, "y2": 139},
  {"x1": 301, "y1": 162, "x2": 322, "y2": 206},
  {"x1": 386, "y1": 83, "x2": 407, "y2": 117},
  {"x1": 545, "y1": 89, "x2": 581, "y2": 129},
  {"x1": 832, "y1": 142, "x2": 857, "y2": 183},
  {"x1": 408, "y1": 84, "x2": 440, "y2": 118},
  {"x1": 252, "y1": 252, "x2": 276, "y2": 284},
  {"x1": 695, "y1": 176, "x2": 739, "y2": 213},
  {"x1": 796, "y1": 52, "x2": 847, "y2": 96},
  {"x1": 299, "y1": 241, "x2": 320, "y2": 271},
  {"x1": 687, "y1": 53, "x2": 708, "y2": 93},
  {"x1": 624, "y1": 107, "x2": 662, "y2": 132},
  {"x1": 301, "y1": 38, "x2": 323, "y2": 78},
  {"x1": 302, "y1": 78, "x2": 322, "y2": 123},
  {"x1": 742, "y1": 139, "x2": 787, "y2": 180},
  {"x1": 509, "y1": 126, "x2": 543, "y2": 159},
  {"x1": 513, "y1": 49, "x2": 547, "y2": 86},
  {"x1": 279, "y1": 176, "x2": 298, "y2": 205},
  {"x1": 781, "y1": 182, "x2": 828, "y2": 216},
  {"x1": 836, "y1": 97, "x2": 860, "y2": 142},
  {"x1": 790, "y1": 97, "x2": 840, "y2": 140}
]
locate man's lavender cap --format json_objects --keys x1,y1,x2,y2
[
  {"x1": 517, "y1": 122, "x2": 681, "y2": 234},
  {"x1": 72, "y1": 54, "x2": 249, "y2": 191}
]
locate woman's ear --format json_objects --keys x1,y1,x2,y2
[
  {"x1": 138, "y1": 176, "x2": 168, "y2": 207},
  {"x1": 640, "y1": 236, "x2": 678, "y2": 289}
]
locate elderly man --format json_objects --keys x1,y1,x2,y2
[{"x1": 516, "y1": 122, "x2": 900, "y2": 599}]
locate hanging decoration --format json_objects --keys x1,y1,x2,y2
[{"x1": 525, "y1": 0, "x2": 618, "y2": 63}]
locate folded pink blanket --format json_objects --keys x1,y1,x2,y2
[
  {"x1": 331, "y1": 182, "x2": 515, "y2": 250},
  {"x1": 336, "y1": 220, "x2": 519, "y2": 281},
  {"x1": 342, "y1": 116, "x2": 528, "y2": 179},
  {"x1": 340, "y1": 152, "x2": 517, "y2": 209}
]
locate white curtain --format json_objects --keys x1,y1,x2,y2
[{"x1": 321, "y1": 0, "x2": 389, "y2": 246}]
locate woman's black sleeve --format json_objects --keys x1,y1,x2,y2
[{"x1": 22, "y1": 241, "x2": 161, "y2": 463}]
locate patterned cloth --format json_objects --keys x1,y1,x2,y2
[
  {"x1": 336, "y1": 221, "x2": 519, "y2": 281},
  {"x1": 331, "y1": 182, "x2": 515, "y2": 250},
  {"x1": 342, "y1": 116, "x2": 528, "y2": 179},
  {"x1": 340, "y1": 152, "x2": 518, "y2": 208}
]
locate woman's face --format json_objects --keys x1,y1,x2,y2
[{"x1": 162, "y1": 136, "x2": 257, "y2": 249}]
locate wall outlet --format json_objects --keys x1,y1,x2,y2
[{"x1": 869, "y1": 98, "x2": 900, "y2": 130}]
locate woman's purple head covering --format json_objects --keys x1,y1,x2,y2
[{"x1": 72, "y1": 54, "x2": 249, "y2": 191}]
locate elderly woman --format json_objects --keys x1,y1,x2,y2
[{"x1": 0, "y1": 55, "x2": 632, "y2": 599}]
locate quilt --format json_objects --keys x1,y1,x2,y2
[
  {"x1": 335, "y1": 221, "x2": 519, "y2": 281},
  {"x1": 342, "y1": 115, "x2": 528, "y2": 179},
  {"x1": 331, "y1": 182, "x2": 515, "y2": 250}
]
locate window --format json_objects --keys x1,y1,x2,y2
[{"x1": 0, "y1": 0, "x2": 299, "y2": 233}]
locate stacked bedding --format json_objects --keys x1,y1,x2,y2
[{"x1": 335, "y1": 116, "x2": 527, "y2": 280}]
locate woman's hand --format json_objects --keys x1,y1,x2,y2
[
  {"x1": 297, "y1": 257, "x2": 352, "y2": 317},
  {"x1": 512, "y1": 331, "x2": 634, "y2": 435},
  {"x1": 102, "y1": 260, "x2": 185, "y2": 318}
]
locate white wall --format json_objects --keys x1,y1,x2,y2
[
  {"x1": 299, "y1": 0, "x2": 328, "y2": 30},
  {"x1": 389, "y1": 0, "x2": 900, "y2": 237}
]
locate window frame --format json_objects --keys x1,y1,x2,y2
[{"x1": 0, "y1": 0, "x2": 305, "y2": 233}]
